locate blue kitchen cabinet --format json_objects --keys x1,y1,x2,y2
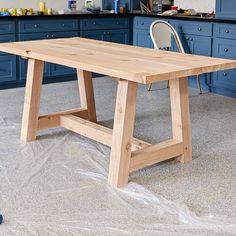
[
  {"x1": 182, "y1": 34, "x2": 212, "y2": 91},
  {"x1": 216, "y1": 0, "x2": 236, "y2": 19},
  {"x1": 81, "y1": 29, "x2": 129, "y2": 44},
  {"x1": 18, "y1": 19, "x2": 78, "y2": 33},
  {"x1": 105, "y1": 29, "x2": 129, "y2": 44},
  {"x1": 81, "y1": 30, "x2": 105, "y2": 41},
  {"x1": 211, "y1": 23, "x2": 236, "y2": 98},
  {"x1": 133, "y1": 17, "x2": 156, "y2": 48},
  {"x1": 80, "y1": 18, "x2": 129, "y2": 31},
  {"x1": 212, "y1": 37, "x2": 236, "y2": 97},
  {"x1": 0, "y1": 21, "x2": 15, "y2": 35},
  {"x1": 133, "y1": 17, "x2": 173, "y2": 48},
  {"x1": 18, "y1": 31, "x2": 78, "y2": 80},
  {"x1": 80, "y1": 18, "x2": 130, "y2": 44},
  {"x1": 0, "y1": 55, "x2": 17, "y2": 83},
  {"x1": 0, "y1": 35, "x2": 16, "y2": 55},
  {"x1": 133, "y1": 29, "x2": 153, "y2": 48},
  {"x1": 0, "y1": 21, "x2": 17, "y2": 84}
]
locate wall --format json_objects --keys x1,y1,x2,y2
[
  {"x1": 174, "y1": 0, "x2": 215, "y2": 12},
  {"x1": 0, "y1": 0, "x2": 216, "y2": 12},
  {"x1": 0, "y1": 0, "x2": 100, "y2": 11}
]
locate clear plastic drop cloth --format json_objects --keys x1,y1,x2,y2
[{"x1": 0, "y1": 117, "x2": 236, "y2": 236}]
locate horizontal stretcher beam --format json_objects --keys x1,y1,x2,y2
[
  {"x1": 60, "y1": 115, "x2": 151, "y2": 151},
  {"x1": 130, "y1": 139, "x2": 184, "y2": 172},
  {"x1": 38, "y1": 108, "x2": 89, "y2": 130}
]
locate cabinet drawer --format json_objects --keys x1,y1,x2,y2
[
  {"x1": 0, "y1": 21, "x2": 15, "y2": 34},
  {"x1": 212, "y1": 38, "x2": 236, "y2": 59},
  {"x1": 0, "y1": 55, "x2": 17, "y2": 82},
  {"x1": 80, "y1": 18, "x2": 129, "y2": 30},
  {"x1": 212, "y1": 69, "x2": 236, "y2": 90},
  {"x1": 176, "y1": 21, "x2": 213, "y2": 37},
  {"x1": 19, "y1": 20, "x2": 78, "y2": 33},
  {"x1": 18, "y1": 31, "x2": 78, "y2": 41},
  {"x1": 214, "y1": 23, "x2": 236, "y2": 39},
  {"x1": 134, "y1": 17, "x2": 156, "y2": 30},
  {"x1": 0, "y1": 35, "x2": 16, "y2": 55}
]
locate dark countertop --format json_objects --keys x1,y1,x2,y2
[{"x1": 0, "y1": 12, "x2": 236, "y2": 24}]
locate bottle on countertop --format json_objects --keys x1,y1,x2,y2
[
  {"x1": 68, "y1": 0, "x2": 77, "y2": 11},
  {"x1": 114, "y1": 0, "x2": 120, "y2": 14}
]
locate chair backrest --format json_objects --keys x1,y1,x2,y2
[{"x1": 150, "y1": 20, "x2": 185, "y2": 54}]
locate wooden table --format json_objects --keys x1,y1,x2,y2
[{"x1": 0, "y1": 37, "x2": 236, "y2": 187}]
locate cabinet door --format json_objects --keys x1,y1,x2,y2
[
  {"x1": 211, "y1": 38, "x2": 236, "y2": 93},
  {"x1": 105, "y1": 29, "x2": 129, "y2": 44},
  {"x1": 133, "y1": 29, "x2": 153, "y2": 48},
  {"x1": 0, "y1": 35, "x2": 16, "y2": 55},
  {"x1": 184, "y1": 34, "x2": 212, "y2": 56},
  {"x1": 186, "y1": 35, "x2": 212, "y2": 90},
  {"x1": 0, "y1": 55, "x2": 17, "y2": 83},
  {"x1": 216, "y1": 0, "x2": 236, "y2": 19},
  {"x1": 80, "y1": 30, "x2": 105, "y2": 41}
]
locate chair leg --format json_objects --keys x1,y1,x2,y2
[
  {"x1": 197, "y1": 75, "x2": 202, "y2": 95},
  {"x1": 167, "y1": 80, "x2": 170, "y2": 88},
  {"x1": 148, "y1": 83, "x2": 152, "y2": 91}
]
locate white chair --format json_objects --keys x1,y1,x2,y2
[{"x1": 148, "y1": 20, "x2": 202, "y2": 94}]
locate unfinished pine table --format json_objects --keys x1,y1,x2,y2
[{"x1": 0, "y1": 37, "x2": 236, "y2": 187}]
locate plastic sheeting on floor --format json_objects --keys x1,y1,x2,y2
[{"x1": 0, "y1": 117, "x2": 236, "y2": 236}]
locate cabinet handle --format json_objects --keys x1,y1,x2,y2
[
  {"x1": 46, "y1": 34, "x2": 50, "y2": 38},
  {"x1": 225, "y1": 29, "x2": 230, "y2": 33},
  {"x1": 62, "y1": 23, "x2": 65, "y2": 27},
  {"x1": 224, "y1": 48, "x2": 229, "y2": 52},
  {"x1": 51, "y1": 35, "x2": 54, "y2": 38},
  {"x1": 103, "y1": 31, "x2": 106, "y2": 35},
  {"x1": 107, "y1": 31, "x2": 110, "y2": 35},
  {"x1": 223, "y1": 72, "x2": 227, "y2": 76},
  {"x1": 93, "y1": 22, "x2": 96, "y2": 25},
  {"x1": 189, "y1": 37, "x2": 193, "y2": 41},
  {"x1": 34, "y1": 24, "x2": 38, "y2": 28},
  {"x1": 198, "y1": 27, "x2": 202, "y2": 31},
  {"x1": 116, "y1": 22, "x2": 119, "y2": 25},
  {"x1": 141, "y1": 22, "x2": 144, "y2": 25}
]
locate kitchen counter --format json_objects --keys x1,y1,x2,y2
[{"x1": 1, "y1": 12, "x2": 236, "y2": 24}]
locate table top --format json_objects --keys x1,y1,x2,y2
[{"x1": 0, "y1": 37, "x2": 236, "y2": 84}]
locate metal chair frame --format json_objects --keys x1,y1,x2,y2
[{"x1": 148, "y1": 20, "x2": 202, "y2": 94}]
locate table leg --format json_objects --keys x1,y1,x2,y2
[
  {"x1": 108, "y1": 80, "x2": 138, "y2": 187},
  {"x1": 169, "y1": 77, "x2": 192, "y2": 163},
  {"x1": 21, "y1": 59, "x2": 44, "y2": 142},
  {"x1": 77, "y1": 69, "x2": 97, "y2": 122}
]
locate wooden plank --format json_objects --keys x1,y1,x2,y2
[
  {"x1": 0, "y1": 38, "x2": 236, "y2": 84},
  {"x1": 77, "y1": 69, "x2": 97, "y2": 122},
  {"x1": 21, "y1": 59, "x2": 44, "y2": 142},
  {"x1": 130, "y1": 139, "x2": 183, "y2": 172},
  {"x1": 38, "y1": 108, "x2": 88, "y2": 130},
  {"x1": 59, "y1": 114, "x2": 150, "y2": 151},
  {"x1": 108, "y1": 80, "x2": 138, "y2": 187},
  {"x1": 43, "y1": 38, "x2": 226, "y2": 70},
  {"x1": 169, "y1": 77, "x2": 192, "y2": 163},
  {"x1": 60, "y1": 114, "x2": 112, "y2": 146}
]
